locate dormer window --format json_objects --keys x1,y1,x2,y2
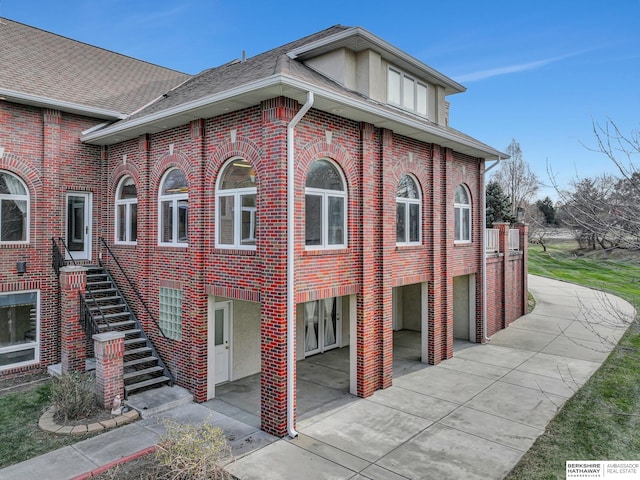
[{"x1": 388, "y1": 67, "x2": 428, "y2": 117}]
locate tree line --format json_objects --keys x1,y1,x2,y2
[{"x1": 486, "y1": 121, "x2": 639, "y2": 254}]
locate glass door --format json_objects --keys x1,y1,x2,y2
[
  {"x1": 66, "y1": 192, "x2": 91, "y2": 260},
  {"x1": 304, "y1": 297, "x2": 341, "y2": 357}
]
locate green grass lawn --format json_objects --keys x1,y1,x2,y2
[
  {"x1": 507, "y1": 243, "x2": 640, "y2": 479},
  {"x1": 0, "y1": 380, "x2": 97, "y2": 468}
]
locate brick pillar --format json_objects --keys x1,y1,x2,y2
[
  {"x1": 259, "y1": 97, "x2": 296, "y2": 436},
  {"x1": 517, "y1": 223, "x2": 529, "y2": 316},
  {"x1": 60, "y1": 265, "x2": 88, "y2": 373},
  {"x1": 495, "y1": 222, "x2": 510, "y2": 328},
  {"x1": 358, "y1": 122, "x2": 385, "y2": 397},
  {"x1": 93, "y1": 332, "x2": 125, "y2": 410}
]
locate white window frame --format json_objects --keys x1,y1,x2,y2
[
  {"x1": 0, "y1": 170, "x2": 29, "y2": 244},
  {"x1": 305, "y1": 159, "x2": 348, "y2": 250},
  {"x1": 158, "y1": 168, "x2": 188, "y2": 247},
  {"x1": 388, "y1": 67, "x2": 428, "y2": 117},
  {"x1": 396, "y1": 174, "x2": 422, "y2": 246},
  {"x1": 454, "y1": 184, "x2": 472, "y2": 243},
  {"x1": 0, "y1": 290, "x2": 40, "y2": 371},
  {"x1": 215, "y1": 158, "x2": 257, "y2": 250},
  {"x1": 114, "y1": 176, "x2": 137, "y2": 245}
]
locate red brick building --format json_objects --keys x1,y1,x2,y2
[{"x1": 0, "y1": 19, "x2": 527, "y2": 436}]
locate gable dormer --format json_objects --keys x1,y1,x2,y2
[{"x1": 288, "y1": 26, "x2": 464, "y2": 127}]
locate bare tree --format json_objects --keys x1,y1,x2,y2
[
  {"x1": 492, "y1": 139, "x2": 540, "y2": 216},
  {"x1": 553, "y1": 120, "x2": 640, "y2": 252}
]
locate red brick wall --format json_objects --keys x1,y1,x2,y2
[
  {"x1": 1, "y1": 94, "x2": 528, "y2": 438},
  {"x1": 0, "y1": 101, "x2": 102, "y2": 377}
]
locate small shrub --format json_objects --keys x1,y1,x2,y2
[
  {"x1": 50, "y1": 372, "x2": 99, "y2": 422},
  {"x1": 154, "y1": 419, "x2": 233, "y2": 479}
]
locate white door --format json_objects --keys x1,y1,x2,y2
[
  {"x1": 65, "y1": 192, "x2": 91, "y2": 260},
  {"x1": 208, "y1": 300, "x2": 231, "y2": 396}
]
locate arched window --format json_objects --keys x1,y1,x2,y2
[
  {"x1": 216, "y1": 158, "x2": 257, "y2": 249},
  {"x1": 396, "y1": 174, "x2": 421, "y2": 245},
  {"x1": 305, "y1": 159, "x2": 347, "y2": 248},
  {"x1": 115, "y1": 176, "x2": 137, "y2": 244},
  {"x1": 0, "y1": 170, "x2": 29, "y2": 243},
  {"x1": 159, "y1": 168, "x2": 188, "y2": 246},
  {"x1": 454, "y1": 184, "x2": 471, "y2": 242}
]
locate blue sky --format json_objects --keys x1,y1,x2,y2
[{"x1": 3, "y1": 0, "x2": 639, "y2": 200}]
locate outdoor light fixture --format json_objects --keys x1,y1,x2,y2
[
  {"x1": 17, "y1": 260, "x2": 27, "y2": 274},
  {"x1": 516, "y1": 207, "x2": 525, "y2": 223}
]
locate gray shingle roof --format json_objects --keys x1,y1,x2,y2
[
  {"x1": 0, "y1": 18, "x2": 190, "y2": 115},
  {"x1": 123, "y1": 25, "x2": 350, "y2": 121}
]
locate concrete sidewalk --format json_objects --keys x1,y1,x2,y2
[{"x1": 1, "y1": 275, "x2": 635, "y2": 480}]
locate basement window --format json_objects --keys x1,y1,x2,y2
[{"x1": 0, "y1": 291, "x2": 39, "y2": 370}]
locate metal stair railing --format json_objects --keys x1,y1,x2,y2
[
  {"x1": 52, "y1": 237, "x2": 76, "y2": 275},
  {"x1": 97, "y1": 237, "x2": 174, "y2": 384}
]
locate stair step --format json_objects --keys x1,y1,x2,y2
[
  {"x1": 89, "y1": 304, "x2": 127, "y2": 312},
  {"x1": 97, "y1": 320, "x2": 135, "y2": 330},
  {"x1": 87, "y1": 288, "x2": 118, "y2": 295},
  {"x1": 87, "y1": 295, "x2": 122, "y2": 303},
  {"x1": 123, "y1": 356, "x2": 158, "y2": 368},
  {"x1": 87, "y1": 280, "x2": 112, "y2": 286},
  {"x1": 124, "y1": 337, "x2": 147, "y2": 347},
  {"x1": 95, "y1": 312, "x2": 131, "y2": 320},
  {"x1": 121, "y1": 329, "x2": 142, "y2": 337},
  {"x1": 123, "y1": 366, "x2": 164, "y2": 380},
  {"x1": 124, "y1": 346, "x2": 152, "y2": 357},
  {"x1": 124, "y1": 376, "x2": 171, "y2": 395}
]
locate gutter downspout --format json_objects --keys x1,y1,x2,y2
[
  {"x1": 482, "y1": 157, "x2": 501, "y2": 341},
  {"x1": 286, "y1": 92, "x2": 314, "y2": 438}
]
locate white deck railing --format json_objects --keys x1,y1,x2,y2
[
  {"x1": 509, "y1": 229, "x2": 520, "y2": 251},
  {"x1": 485, "y1": 228, "x2": 499, "y2": 253}
]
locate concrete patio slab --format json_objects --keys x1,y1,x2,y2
[
  {"x1": 440, "y1": 406, "x2": 543, "y2": 452},
  {"x1": 561, "y1": 319, "x2": 627, "y2": 344},
  {"x1": 367, "y1": 385, "x2": 458, "y2": 422},
  {"x1": 377, "y1": 423, "x2": 523, "y2": 480},
  {"x1": 72, "y1": 422, "x2": 160, "y2": 466},
  {"x1": 454, "y1": 343, "x2": 536, "y2": 369},
  {"x1": 500, "y1": 368, "x2": 579, "y2": 398},
  {"x1": 541, "y1": 335, "x2": 612, "y2": 362},
  {"x1": 0, "y1": 446, "x2": 97, "y2": 480},
  {"x1": 287, "y1": 433, "x2": 371, "y2": 473},
  {"x1": 296, "y1": 360, "x2": 350, "y2": 390},
  {"x1": 489, "y1": 326, "x2": 557, "y2": 352},
  {"x1": 437, "y1": 356, "x2": 512, "y2": 380},
  {"x1": 226, "y1": 440, "x2": 356, "y2": 480},
  {"x1": 515, "y1": 351, "x2": 601, "y2": 384},
  {"x1": 393, "y1": 366, "x2": 495, "y2": 404},
  {"x1": 465, "y1": 381, "x2": 567, "y2": 429},
  {"x1": 301, "y1": 399, "x2": 432, "y2": 462},
  {"x1": 506, "y1": 313, "x2": 574, "y2": 335}
]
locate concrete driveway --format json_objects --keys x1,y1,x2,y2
[{"x1": 227, "y1": 275, "x2": 635, "y2": 480}]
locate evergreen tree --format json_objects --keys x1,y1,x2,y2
[
  {"x1": 535, "y1": 196, "x2": 558, "y2": 225},
  {"x1": 486, "y1": 180, "x2": 515, "y2": 227}
]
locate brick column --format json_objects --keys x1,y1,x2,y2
[
  {"x1": 357, "y1": 122, "x2": 385, "y2": 397},
  {"x1": 494, "y1": 222, "x2": 510, "y2": 328},
  {"x1": 259, "y1": 97, "x2": 296, "y2": 436},
  {"x1": 93, "y1": 332, "x2": 125, "y2": 410},
  {"x1": 516, "y1": 223, "x2": 529, "y2": 316},
  {"x1": 60, "y1": 265, "x2": 88, "y2": 373}
]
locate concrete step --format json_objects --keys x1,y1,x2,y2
[{"x1": 126, "y1": 385, "x2": 193, "y2": 418}]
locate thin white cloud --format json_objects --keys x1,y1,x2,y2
[{"x1": 455, "y1": 51, "x2": 585, "y2": 82}]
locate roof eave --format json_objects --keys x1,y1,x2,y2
[
  {"x1": 82, "y1": 74, "x2": 503, "y2": 159},
  {"x1": 0, "y1": 88, "x2": 127, "y2": 120}
]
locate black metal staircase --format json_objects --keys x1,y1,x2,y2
[{"x1": 84, "y1": 266, "x2": 173, "y2": 397}]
